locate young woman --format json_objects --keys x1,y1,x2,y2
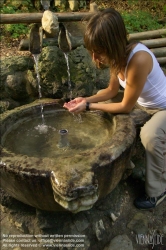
[{"x1": 63, "y1": 8, "x2": 166, "y2": 210}]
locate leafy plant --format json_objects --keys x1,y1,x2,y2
[
  {"x1": 163, "y1": 5, "x2": 166, "y2": 14},
  {"x1": 122, "y1": 10, "x2": 163, "y2": 33},
  {"x1": 0, "y1": 1, "x2": 30, "y2": 39},
  {"x1": 4, "y1": 24, "x2": 29, "y2": 38},
  {"x1": 1, "y1": 4, "x2": 17, "y2": 14}
]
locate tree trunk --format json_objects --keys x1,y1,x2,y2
[
  {"x1": 0, "y1": 12, "x2": 93, "y2": 24},
  {"x1": 129, "y1": 29, "x2": 166, "y2": 41},
  {"x1": 141, "y1": 38, "x2": 166, "y2": 48},
  {"x1": 156, "y1": 57, "x2": 166, "y2": 64},
  {"x1": 150, "y1": 47, "x2": 166, "y2": 57}
]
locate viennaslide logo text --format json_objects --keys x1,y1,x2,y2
[{"x1": 136, "y1": 230, "x2": 164, "y2": 249}]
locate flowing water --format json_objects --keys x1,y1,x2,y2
[
  {"x1": 33, "y1": 54, "x2": 48, "y2": 134},
  {"x1": 33, "y1": 50, "x2": 82, "y2": 136},
  {"x1": 64, "y1": 52, "x2": 72, "y2": 101},
  {"x1": 64, "y1": 52, "x2": 82, "y2": 123}
]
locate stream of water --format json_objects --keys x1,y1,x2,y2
[
  {"x1": 33, "y1": 54, "x2": 48, "y2": 134},
  {"x1": 64, "y1": 52, "x2": 82, "y2": 123},
  {"x1": 32, "y1": 48, "x2": 82, "y2": 136},
  {"x1": 64, "y1": 52, "x2": 72, "y2": 101}
]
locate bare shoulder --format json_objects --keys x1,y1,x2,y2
[{"x1": 128, "y1": 50, "x2": 153, "y2": 74}]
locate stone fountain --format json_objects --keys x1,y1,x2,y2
[
  {"x1": 0, "y1": 100, "x2": 136, "y2": 213},
  {"x1": 0, "y1": 14, "x2": 136, "y2": 214}
]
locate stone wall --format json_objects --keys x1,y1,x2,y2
[{"x1": 0, "y1": 45, "x2": 110, "y2": 113}]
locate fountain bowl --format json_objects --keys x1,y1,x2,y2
[{"x1": 0, "y1": 99, "x2": 136, "y2": 213}]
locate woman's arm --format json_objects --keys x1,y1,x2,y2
[
  {"x1": 86, "y1": 51, "x2": 153, "y2": 113},
  {"x1": 63, "y1": 71, "x2": 120, "y2": 109},
  {"x1": 85, "y1": 72, "x2": 120, "y2": 103},
  {"x1": 66, "y1": 51, "x2": 153, "y2": 114}
]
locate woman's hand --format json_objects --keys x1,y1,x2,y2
[{"x1": 63, "y1": 97, "x2": 86, "y2": 113}]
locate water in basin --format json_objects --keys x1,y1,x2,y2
[{"x1": 2, "y1": 110, "x2": 113, "y2": 159}]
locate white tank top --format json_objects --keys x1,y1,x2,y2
[{"x1": 118, "y1": 43, "x2": 166, "y2": 109}]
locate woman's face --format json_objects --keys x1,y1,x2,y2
[{"x1": 90, "y1": 50, "x2": 110, "y2": 68}]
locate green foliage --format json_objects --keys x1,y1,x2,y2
[
  {"x1": 4, "y1": 24, "x2": 29, "y2": 38},
  {"x1": 1, "y1": 0, "x2": 33, "y2": 13},
  {"x1": 127, "y1": 0, "x2": 139, "y2": 5},
  {"x1": 122, "y1": 10, "x2": 163, "y2": 33},
  {"x1": 1, "y1": 1, "x2": 31, "y2": 39},
  {"x1": 163, "y1": 5, "x2": 166, "y2": 14},
  {"x1": 1, "y1": 4, "x2": 17, "y2": 14}
]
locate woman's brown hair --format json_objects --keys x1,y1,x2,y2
[{"x1": 84, "y1": 8, "x2": 131, "y2": 74}]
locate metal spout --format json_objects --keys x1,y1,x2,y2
[
  {"x1": 41, "y1": 0, "x2": 50, "y2": 10},
  {"x1": 29, "y1": 24, "x2": 43, "y2": 54},
  {"x1": 58, "y1": 23, "x2": 72, "y2": 53},
  {"x1": 58, "y1": 129, "x2": 69, "y2": 148}
]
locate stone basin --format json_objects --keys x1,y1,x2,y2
[{"x1": 0, "y1": 99, "x2": 136, "y2": 213}]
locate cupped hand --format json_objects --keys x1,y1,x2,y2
[
  {"x1": 69, "y1": 97, "x2": 85, "y2": 104},
  {"x1": 63, "y1": 101, "x2": 76, "y2": 110},
  {"x1": 63, "y1": 98, "x2": 86, "y2": 113}
]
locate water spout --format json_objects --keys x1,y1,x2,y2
[
  {"x1": 41, "y1": 0, "x2": 50, "y2": 10},
  {"x1": 58, "y1": 23, "x2": 72, "y2": 53},
  {"x1": 29, "y1": 24, "x2": 43, "y2": 54},
  {"x1": 58, "y1": 129, "x2": 69, "y2": 148}
]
